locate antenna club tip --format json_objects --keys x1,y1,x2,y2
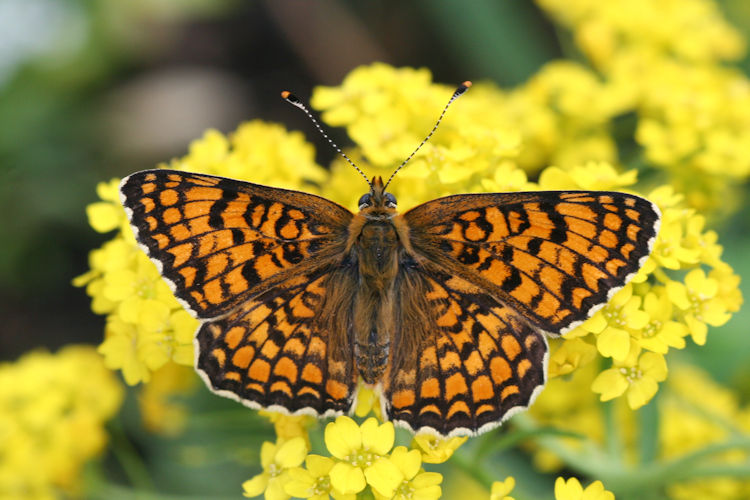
[
  {"x1": 462, "y1": 80, "x2": 472, "y2": 88},
  {"x1": 280, "y1": 90, "x2": 291, "y2": 99}
]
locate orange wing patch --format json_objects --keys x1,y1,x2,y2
[
  {"x1": 196, "y1": 270, "x2": 356, "y2": 416},
  {"x1": 405, "y1": 190, "x2": 660, "y2": 335},
  {"x1": 384, "y1": 268, "x2": 547, "y2": 436},
  {"x1": 121, "y1": 169, "x2": 352, "y2": 318}
]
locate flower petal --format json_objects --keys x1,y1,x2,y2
[
  {"x1": 329, "y1": 462, "x2": 366, "y2": 495},
  {"x1": 325, "y1": 416, "x2": 361, "y2": 459}
]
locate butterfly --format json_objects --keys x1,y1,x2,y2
[{"x1": 120, "y1": 83, "x2": 660, "y2": 437}]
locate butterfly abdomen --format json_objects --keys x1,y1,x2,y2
[{"x1": 352, "y1": 220, "x2": 401, "y2": 384}]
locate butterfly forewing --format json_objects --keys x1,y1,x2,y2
[
  {"x1": 120, "y1": 170, "x2": 353, "y2": 318},
  {"x1": 404, "y1": 191, "x2": 660, "y2": 335}
]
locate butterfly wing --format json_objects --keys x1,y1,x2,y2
[
  {"x1": 196, "y1": 266, "x2": 358, "y2": 416},
  {"x1": 403, "y1": 191, "x2": 660, "y2": 335},
  {"x1": 385, "y1": 265, "x2": 547, "y2": 436},
  {"x1": 121, "y1": 169, "x2": 358, "y2": 416},
  {"x1": 120, "y1": 169, "x2": 353, "y2": 318},
  {"x1": 385, "y1": 190, "x2": 660, "y2": 435}
]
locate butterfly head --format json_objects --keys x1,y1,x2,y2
[{"x1": 358, "y1": 176, "x2": 397, "y2": 216}]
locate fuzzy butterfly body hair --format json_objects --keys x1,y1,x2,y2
[{"x1": 120, "y1": 81, "x2": 660, "y2": 437}]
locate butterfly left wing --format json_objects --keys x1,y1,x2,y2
[
  {"x1": 403, "y1": 191, "x2": 660, "y2": 335},
  {"x1": 383, "y1": 190, "x2": 660, "y2": 436}
]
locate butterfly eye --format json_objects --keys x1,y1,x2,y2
[
  {"x1": 384, "y1": 192, "x2": 397, "y2": 208},
  {"x1": 358, "y1": 193, "x2": 372, "y2": 209}
]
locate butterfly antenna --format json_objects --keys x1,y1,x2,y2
[
  {"x1": 383, "y1": 80, "x2": 472, "y2": 191},
  {"x1": 281, "y1": 90, "x2": 372, "y2": 188}
]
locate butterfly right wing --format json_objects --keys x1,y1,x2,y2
[
  {"x1": 121, "y1": 169, "x2": 359, "y2": 416},
  {"x1": 196, "y1": 265, "x2": 359, "y2": 416},
  {"x1": 120, "y1": 169, "x2": 353, "y2": 319}
]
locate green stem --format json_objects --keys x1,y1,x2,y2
[
  {"x1": 516, "y1": 413, "x2": 750, "y2": 494},
  {"x1": 475, "y1": 426, "x2": 585, "y2": 459},
  {"x1": 108, "y1": 418, "x2": 155, "y2": 491},
  {"x1": 602, "y1": 401, "x2": 623, "y2": 464}
]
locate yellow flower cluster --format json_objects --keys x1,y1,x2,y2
[
  {"x1": 243, "y1": 416, "x2": 445, "y2": 500},
  {"x1": 536, "y1": 0, "x2": 744, "y2": 68},
  {"x1": 536, "y1": 0, "x2": 750, "y2": 216},
  {"x1": 490, "y1": 475, "x2": 616, "y2": 500},
  {"x1": 77, "y1": 39, "x2": 745, "y2": 498},
  {"x1": 0, "y1": 346, "x2": 123, "y2": 499},
  {"x1": 75, "y1": 122, "x2": 327, "y2": 385}
]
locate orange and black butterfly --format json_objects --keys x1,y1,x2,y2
[{"x1": 120, "y1": 82, "x2": 660, "y2": 437}]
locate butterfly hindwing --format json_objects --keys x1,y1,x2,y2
[
  {"x1": 404, "y1": 191, "x2": 660, "y2": 335},
  {"x1": 384, "y1": 265, "x2": 547, "y2": 436},
  {"x1": 120, "y1": 170, "x2": 353, "y2": 319},
  {"x1": 196, "y1": 267, "x2": 358, "y2": 416}
]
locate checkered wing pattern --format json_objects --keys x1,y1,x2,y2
[
  {"x1": 196, "y1": 268, "x2": 357, "y2": 416},
  {"x1": 120, "y1": 170, "x2": 352, "y2": 319},
  {"x1": 404, "y1": 191, "x2": 660, "y2": 335},
  {"x1": 385, "y1": 266, "x2": 547, "y2": 436}
]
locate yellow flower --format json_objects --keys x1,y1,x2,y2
[
  {"x1": 284, "y1": 455, "x2": 355, "y2": 500},
  {"x1": 411, "y1": 433, "x2": 468, "y2": 464},
  {"x1": 490, "y1": 476, "x2": 516, "y2": 500},
  {"x1": 353, "y1": 383, "x2": 384, "y2": 420},
  {"x1": 324, "y1": 416, "x2": 396, "y2": 495},
  {"x1": 243, "y1": 437, "x2": 308, "y2": 499},
  {"x1": 260, "y1": 410, "x2": 315, "y2": 446},
  {"x1": 536, "y1": 163, "x2": 637, "y2": 192},
  {"x1": 649, "y1": 209, "x2": 701, "y2": 270},
  {"x1": 85, "y1": 178, "x2": 130, "y2": 235},
  {"x1": 554, "y1": 477, "x2": 614, "y2": 500},
  {"x1": 0, "y1": 346, "x2": 123, "y2": 498},
  {"x1": 582, "y1": 285, "x2": 649, "y2": 362},
  {"x1": 372, "y1": 446, "x2": 442, "y2": 500},
  {"x1": 632, "y1": 289, "x2": 688, "y2": 353},
  {"x1": 548, "y1": 338, "x2": 598, "y2": 378},
  {"x1": 666, "y1": 268, "x2": 732, "y2": 345},
  {"x1": 592, "y1": 351, "x2": 668, "y2": 408}
]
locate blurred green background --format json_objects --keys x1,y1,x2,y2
[{"x1": 2, "y1": 0, "x2": 750, "y2": 412}]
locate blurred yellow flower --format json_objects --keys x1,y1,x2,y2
[
  {"x1": 490, "y1": 476, "x2": 516, "y2": 500},
  {"x1": 243, "y1": 437, "x2": 308, "y2": 499},
  {"x1": 554, "y1": 477, "x2": 614, "y2": 500},
  {"x1": 138, "y1": 362, "x2": 195, "y2": 436},
  {"x1": 0, "y1": 346, "x2": 123, "y2": 498},
  {"x1": 260, "y1": 410, "x2": 315, "y2": 450}
]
